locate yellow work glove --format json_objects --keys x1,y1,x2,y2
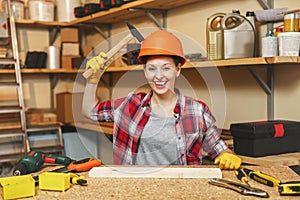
[
  {"x1": 85, "y1": 52, "x2": 107, "y2": 84},
  {"x1": 214, "y1": 152, "x2": 242, "y2": 170}
]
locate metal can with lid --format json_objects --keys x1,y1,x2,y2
[{"x1": 284, "y1": 12, "x2": 299, "y2": 32}]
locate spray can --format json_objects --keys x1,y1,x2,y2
[{"x1": 261, "y1": 31, "x2": 278, "y2": 57}]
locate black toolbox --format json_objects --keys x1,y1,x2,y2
[
  {"x1": 84, "y1": 4, "x2": 102, "y2": 15},
  {"x1": 230, "y1": 120, "x2": 300, "y2": 157}
]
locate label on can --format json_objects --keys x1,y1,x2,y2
[{"x1": 278, "y1": 32, "x2": 300, "y2": 56}]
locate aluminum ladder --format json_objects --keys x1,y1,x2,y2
[{"x1": 0, "y1": 0, "x2": 29, "y2": 162}]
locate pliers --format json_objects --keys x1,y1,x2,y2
[{"x1": 208, "y1": 178, "x2": 269, "y2": 198}]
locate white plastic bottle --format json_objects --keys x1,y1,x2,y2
[
  {"x1": 261, "y1": 31, "x2": 278, "y2": 57},
  {"x1": 246, "y1": 11, "x2": 256, "y2": 30}
]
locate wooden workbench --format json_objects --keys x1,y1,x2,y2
[{"x1": 7, "y1": 165, "x2": 300, "y2": 200}]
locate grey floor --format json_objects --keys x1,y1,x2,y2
[{"x1": 0, "y1": 162, "x2": 14, "y2": 177}]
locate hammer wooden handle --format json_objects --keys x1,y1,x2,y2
[{"x1": 83, "y1": 33, "x2": 134, "y2": 79}]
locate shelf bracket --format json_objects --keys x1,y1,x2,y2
[
  {"x1": 267, "y1": 65, "x2": 274, "y2": 120},
  {"x1": 93, "y1": 24, "x2": 112, "y2": 49},
  {"x1": 257, "y1": 0, "x2": 271, "y2": 9},
  {"x1": 49, "y1": 74, "x2": 59, "y2": 110},
  {"x1": 247, "y1": 66, "x2": 274, "y2": 120},
  {"x1": 49, "y1": 27, "x2": 60, "y2": 46},
  {"x1": 257, "y1": 0, "x2": 274, "y2": 32},
  {"x1": 128, "y1": 8, "x2": 167, "y2": 29},
  {"x1": 247, "y1": 67, "x2": 271, "y2": 95}
]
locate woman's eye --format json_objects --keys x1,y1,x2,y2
[
  {"x1": 162, "y1": 67, "x2": 170, "y2": 71},
  {"x1": 147, "y1": 67, "x2": 155, "y2": 71}
]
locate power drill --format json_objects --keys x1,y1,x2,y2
[{"x1": 13, "y1": 151, "x2": 73, "y2": 176}]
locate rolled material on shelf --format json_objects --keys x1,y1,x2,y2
[{"x1": 254, "y1": 8, "x2": 288, "y2": 22}]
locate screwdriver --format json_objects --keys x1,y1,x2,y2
[
  {"x1": 235, "y1": 168, "x2": 251, "y2": 187},
  {"x1": 243, "y1": 168, "x2": 281, "y2": 187}
]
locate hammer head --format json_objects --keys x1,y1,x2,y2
[{"x1": 126, "y1": 22, "x2": 144, "y2": 42}]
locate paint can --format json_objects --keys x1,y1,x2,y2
[
  {"x1": 278, "y1": 32, "x2": 300, "y2": 56},
  {"x1": 284, "y1": 12, "x2": 299, "y2": 32}
]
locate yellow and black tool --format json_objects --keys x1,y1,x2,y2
[
  {"x1": 235, "y1": 168, "x2": 251, "y2": 187},
  {"x1": 69, "y1": 173, "x2": 87, "y2": 186},
  {"x1": 243, "y1": 168, "x2": 281, "y2": 187},
  {"x1": 278, "y1": 181, "x2": 300, "y2": 195}
]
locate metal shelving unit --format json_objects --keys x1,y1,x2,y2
[{"x1": 1, "y1": 0, "x2": 293, "y2": 136}]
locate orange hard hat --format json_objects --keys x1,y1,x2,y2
[{"x1": 138, "y1": 30, "x2": 186, "y2": 65}]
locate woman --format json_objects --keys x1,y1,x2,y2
[{"x1": 82, "y1": 30, "x2": 241, "y2": 169}]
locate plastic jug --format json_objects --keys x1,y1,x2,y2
[
  {"x1": 222, "y1": 13, "x2": 256, "y2": 59},
  {"x1": 206, "y1": 13, "x2": 226, "y2": 60}
]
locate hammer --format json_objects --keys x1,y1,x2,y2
[{"x1": 83, "y1": 22, "x2": 144, "y2": 79}]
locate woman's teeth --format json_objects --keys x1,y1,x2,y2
[{"x1": 155, "y1": 81, "x2": 166, "y2": 86}]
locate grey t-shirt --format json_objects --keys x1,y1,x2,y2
[{"x1": 135, "y1": 112, "x2": 180, "y2": 165}]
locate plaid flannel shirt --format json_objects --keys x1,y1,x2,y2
[{"x1": 91, "y1": 89, "x2": 227, "y2": 165}]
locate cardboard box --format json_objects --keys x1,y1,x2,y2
[
  {"x1": 60, "y1": 28, "x2": 79, "y2": 43},
  {"x1": 26, "y1": 109, "x2": 57, "y2": 125},
  {"x1": 56, "y1": 92, "x2": 85, "y2": 124},
  {"x1": 61, "y1": 55, "x2": 80, "y2": 69},
  {"x1": 61, "y1": 42, "x2": 80, "y2": 56},
  {"x1": 230, "y1": 120, "x2": 300, "y2": 157},
  {"x1": 83, "y1": 44, "x2": 94, "y2": 56}
]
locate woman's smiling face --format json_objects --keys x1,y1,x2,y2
[{"x1": 144, "y1": 56, "x2": 181, "y2": 96}]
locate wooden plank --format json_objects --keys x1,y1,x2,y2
[
  {"x1": 69, "y1": 0, "x2": 202, "y2": 25},
  {"x1": 0, "y1": 57, "x2": 299, "y2": 74},
  {"x1": 89, "y1": 167, "x2": 222, "y2": 179},
  {"x1": 69, "y1": 0, "x2": 154, "y2": 25},
  {"x1": 265, "y1": 56, "x2": 299, "y2": 64},
  {"x1": 75, "y1": 121, "x2": 113, "y2": 134},
  {"x1": 16, "y1": 19, "x2": 69, "y2": 26},
  {"x1": 238, "y1": 152, "x2": 300, "y2": 167}
]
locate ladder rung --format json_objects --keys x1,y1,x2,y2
[
  {"x1": 0, "y1": 82, "x2": 18, "y2": 88},
  {"x1": 0, "y1": 58, "x2": 16, "y2": 65},
  {"x1": 0, "y1": 128, "x2": 23, "y2": 138},
  {"x1": 0, "y1": 133, "x2": 23, "y2": 138},
  {"x1": 30, "y1": 146, "x2": 64, "y2": 155},
  {"x1": 0, "y1": 106, "x2": 22, "y2": 114},
  {"x1": 27, "y1": 125, "x2": 60, "y2": 132},
  {"x1": 0, "y1": 153, "x2": 25, "y2": 163}
]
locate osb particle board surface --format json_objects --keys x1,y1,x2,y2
[{"x1": 1, "y1": 165, "x2": 299, "y2": 200}]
